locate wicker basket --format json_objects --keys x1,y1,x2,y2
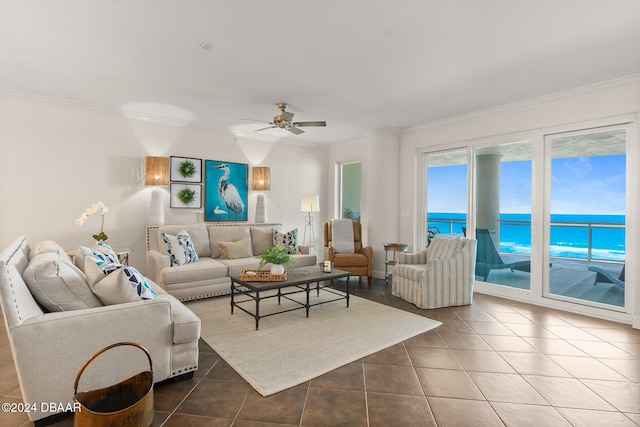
[{"x1": 240, "y1": 269, "x2": 286, "y2": 281}]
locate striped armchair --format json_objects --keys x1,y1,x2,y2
[{"x1": 391, "y1": 236, "x2": 477, "y2": 309}]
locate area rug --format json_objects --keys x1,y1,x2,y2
[{"x1": 186, "y1": 290, "x2": 441, "y2": 396}]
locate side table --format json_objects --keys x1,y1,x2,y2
[{"x1": 383, "y1": 243, "x2": 408, "y2": 283}]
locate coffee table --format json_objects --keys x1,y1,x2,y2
[{"x1": 230, "y1": 266, "x2": 350, "y2": 330}]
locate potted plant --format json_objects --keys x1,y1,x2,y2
[{"x1": 258, "y1": 246, "x2": 294, "y2": 275}]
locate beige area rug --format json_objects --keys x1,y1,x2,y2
[{"x1": 186, "y1": 290, "x2": 441, "y2": 396}]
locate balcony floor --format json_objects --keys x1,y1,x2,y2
[{"x1": 481, "y1": 256, "x2": 625, "y2": 307}]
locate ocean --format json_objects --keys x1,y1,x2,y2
[{"x1": 428, "y1": 213, "x2": 626, "y2": 262}]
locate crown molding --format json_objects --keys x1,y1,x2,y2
[{"x1": 405, "y1": 74, "x2": 640, "y2": 134}]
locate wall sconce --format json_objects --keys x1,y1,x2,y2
[
  {"x1": 300, "y1": 194, "x2": 320, "y2": 246},
  {"x1": 145, "y1": 156, "x2": 169, "y2": 225},
  {"x1": 252, "y1": 166, "x2": 270, "y2": 223}
]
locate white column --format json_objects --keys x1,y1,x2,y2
[{"x1": 476, "y1": 154, "x2": 502, "y2": 244}]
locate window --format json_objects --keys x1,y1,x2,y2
[{"x1": 340, "y1": 162, "x2": 361, "y2": 222}]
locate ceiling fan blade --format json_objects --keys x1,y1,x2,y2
[
  {"x1": 293, "y1": 121, "x2": 326, "y2": 127},
  {"x1": 240, "y1": 118, "x2": 273, "y2": 124},
  {"x1": 287, "y1": 126, "x2": 305, "y2": 135},
  {"x1": 280, "y1": 111, "x2": 294, "y2": 122},
  {"x1": 254, "y1": 125, "x2": 277, "y2": 132}
]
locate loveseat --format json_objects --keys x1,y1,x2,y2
[
  {"x1": 145, "y1": 223, "x2": 317, "y2": 301},
  {"x1": 392, "y1": 236, "x2": 477, "y2": 309},
  {"x1": 0, "y1": 236, "x2": 201, "y2": 426}
]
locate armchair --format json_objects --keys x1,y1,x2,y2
[
  {"x1": 323, "y1": 220, "x2": 373, "y2": 284},
  {"x1": 392, "y1": 236, "x2": 477, "y2": 309}
]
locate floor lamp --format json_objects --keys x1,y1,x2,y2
[
  {"x1": 300, "y1": 194, "x2": 320, "y2": 247},
  {"x1": 252, "y1": 166, "x2": 270, "y2": 223},
  {"x1": 145, "y1": 156, "x2": 169, "y2": 225}
]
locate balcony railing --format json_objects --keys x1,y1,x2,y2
[{"x1": 427, "y1": 216, "x2": 625, "y2": 263}]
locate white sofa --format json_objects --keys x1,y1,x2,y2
[
  {"x1": 392, "y1": 236, "x2": 477, "y2": 309},
  {"x1": 146, "y1": 223, "x2": 317, "y2": 301},
  {"x1": 0, "y1": 236, "x2": 200, "y2": 426}
]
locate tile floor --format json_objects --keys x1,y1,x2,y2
[{"x1": 1, "y1": 278, "x2": 640, "y2": 426}]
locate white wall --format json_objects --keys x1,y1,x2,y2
[
  {"x1": 0, "y1": 93, "x2": 327, "y2": 273},
  {"x1": 327, "y1": 132, "x2": 401, "y2": 277}
]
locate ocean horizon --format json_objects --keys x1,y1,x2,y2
[{"x1": 428, "y1": 213, "x2": 626, "y2": 262}]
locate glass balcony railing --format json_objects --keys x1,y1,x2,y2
[{"x1": 427, "y1": 216, "x2": 626, "y2": 263}]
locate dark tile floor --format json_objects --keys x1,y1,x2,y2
[{"x1": 2, "y1": 278, "x2": 640, "y2": 426}]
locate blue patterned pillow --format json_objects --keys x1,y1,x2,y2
[
  {"x1": 272, "y1": 229, "x2": 298, "y2": 255},
  {"x1": 79, "y1": 245, "x2": 118, "y2": 269},
  {"x1": 84, "y1": 256, "x2": 157, "y2": 305},
  {"x1": 160, "y1": 230, "x2": 199, "y2": 266}
]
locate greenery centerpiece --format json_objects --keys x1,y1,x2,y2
[{"x1": 258, "y1": 246, "x2": 294, "y2": 275}]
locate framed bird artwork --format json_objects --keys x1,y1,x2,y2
[{"x1": 204, "y1": 159, "x2": 248, "y2": 221}]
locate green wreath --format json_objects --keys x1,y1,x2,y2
[
  {"x1": 178, "y1": 160, "x2": 197, "y2": 178},
  {"x1": 177, "y1": 187, "x2": 196, "y2": 205}
]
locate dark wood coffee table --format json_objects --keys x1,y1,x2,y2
[{"x1": 230, "y1": 266, "x2": 350, "y2": 330}]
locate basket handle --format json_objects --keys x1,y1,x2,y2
[{"x1": 74, "y1": 342, "x2": 153, "y2": 395}]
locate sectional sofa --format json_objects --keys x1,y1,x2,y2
[
  {"x1": 0, "y1": 236, "x2": 200, "y2": 426},
  {"x1": 145, "y1": 223, "x2": 317, "y2": 301}
]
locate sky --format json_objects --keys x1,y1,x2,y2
[{"x1": 427, "y1": 154, "x2": 626, "y2": 215}]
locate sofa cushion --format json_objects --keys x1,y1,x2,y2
[
  {"x1": 250, "y1": 227, "x2": 274, "y2": 256},
  {"x1": 161, "y1": 258, "x2": 229, "y2": 285},
  {"x1": 333, "y1": 252, "x2": 369, "y2": 267},
  {"x1": 30, "y1": 240, "x2": 65, "y2": 259},
  {"x1": 85, "y1": 257, "x2": 157, "y2": 305},
  {"x1": 218, "y1": 238, "x2": 253, "y2": 260},
  {"x1": 160, "y1": 230, "x2": 199, "y2": 266},
  {"x1": 23, "y1": 252, "x2": 102, "y2": 312},
  {"x1": 155, "y1": 224, "x2": 211, "y2": 257},
  {"x1": 272, "y1": 228, "x2": 298, "y2": 254},
  {"x1": 209, "y1": 226, "x2": 250, "y2": 259},
  {"x1": 218, "y1": 258, "x2": 262, "y2": 277},
  {"x1": 427, "y1": 236, "x2": 463, "y2": 261}
]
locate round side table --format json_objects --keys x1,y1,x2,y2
[{"x1": 383, "y1": 243, "x2": 408, "y2": 283}]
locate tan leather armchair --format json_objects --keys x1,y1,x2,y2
[{"x1": 324, "y1": 220, "x2": 373, "y2": 284}]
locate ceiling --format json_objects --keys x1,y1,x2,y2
[{"x1": 2, "y1": 1, "x2": 640, "y2": 145}]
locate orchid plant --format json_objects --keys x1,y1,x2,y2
[{"x1": 75, "y1": 201, "x2": 109, "y2": 241}]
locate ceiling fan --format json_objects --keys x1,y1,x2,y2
[{"x1": 242, "y1": 102, "x2": 326, "y2": 135}]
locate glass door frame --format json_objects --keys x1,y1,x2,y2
[
  {"x1": 542, "y1": 122, "x2": 632, "y2": 313},
  {"x1": 418, "y1": 115, "x2": 636, "y2": 323},
  {"x1": 418, "y1": 145, "x2": 475, "y2": 250}
]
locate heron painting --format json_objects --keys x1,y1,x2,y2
[{"x1": 204, "y1": 160, "x2": 248, "y2": 221}]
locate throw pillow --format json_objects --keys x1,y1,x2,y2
[
  {"x1": 84, "y1": 257, "x2": 157, "y2": 305},
  {"x1": 29, "y1": 240, "x2": 64, "y2": 259},
  {"x1": 250, "y1": 227, "x2": 274, "y2": 256},
  {"x1": 78, "y1": 245, "x2": 119, "y2": 270},
  {"x1": 160, "y1": 230, "x2": 199, "y2": 266},
  {"x1": 23, "y1": 252, "x2": 102, "y2": 312},
  {"x1": 218, "y1": 238, "x2": 253, "y2": 260},
  {"x1": 272, "y1": 229, "x2": 298, "y2": 255}
]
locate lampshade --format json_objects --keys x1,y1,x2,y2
[
  {"x1": 300, "y1": 194, "x2": 320, "y2": 213},
  {"x1": 145, "y1": 156, "x2": 169, "y2": 186},
  {"x1": 252, "y1": 166, "x2": 270, "y2": 191}
]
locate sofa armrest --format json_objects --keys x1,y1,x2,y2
[
  {"x1": 399, "y1": 249, "x2": 427, "y2": 264},
  {"x1": 146, "y1": 249, "x2": 171, "y2": 284},
  {"x1": 9, "y1": 299, "x2": 177, "y2": 418}
]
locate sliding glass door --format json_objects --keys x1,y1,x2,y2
[
  {"x1": 419, "y1": 119, "x2": 631, "y2": 318},
  {"x1": 544, "y1": 125, "x2": 627, "y2": 309}
]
